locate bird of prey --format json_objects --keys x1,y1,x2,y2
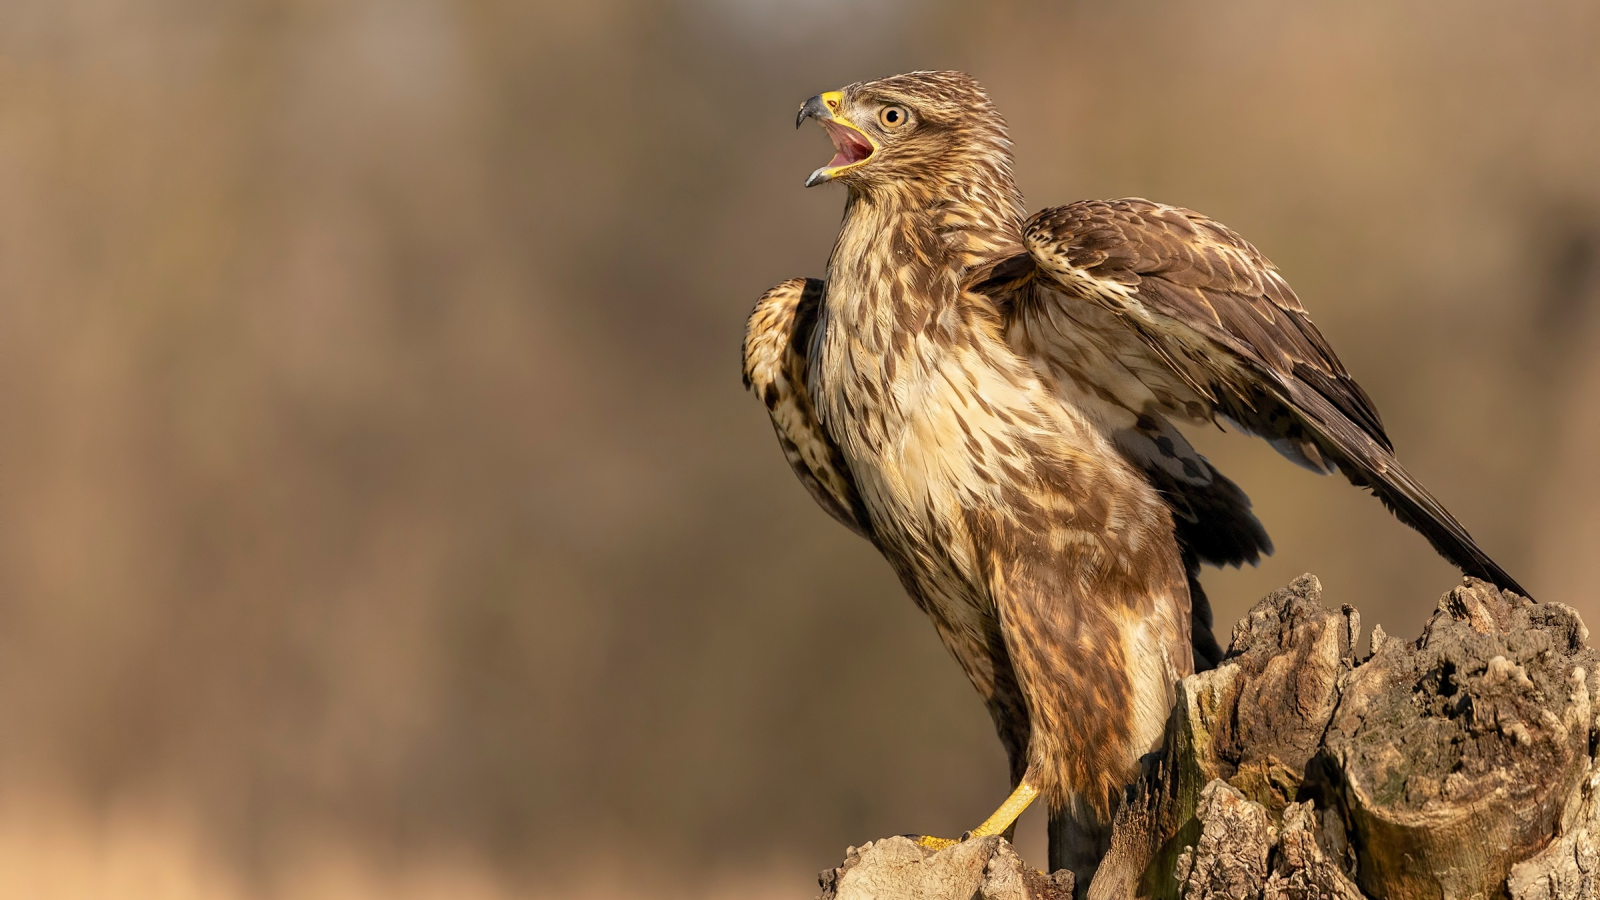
[{"x1": 741, "y1": 70, "x2": 1523, "y2": 893}]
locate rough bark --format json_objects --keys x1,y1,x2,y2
[
  {"x1": 815, "y1": 576, "x2": 1600, "y2": 900},
  {"x1": 1325, "y1": 580, "x2": 1596, "y2": 898}
]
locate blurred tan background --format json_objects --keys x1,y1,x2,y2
[{"x1": 0, "y1": 0, "x2": 1597, "y2": 896}]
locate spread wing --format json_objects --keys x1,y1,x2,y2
[
  {"x1": 1011, "y1": 198, "x2": 1526, "y2": 597},
  {"x1": 743, "y1": 278, "x2": 875, "y2": 542}
]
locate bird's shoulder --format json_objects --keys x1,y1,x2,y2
[{"x1": 1022, "y1": 198, "x2": 1304, "y2": 314}]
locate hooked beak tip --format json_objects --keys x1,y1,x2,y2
[{"x1": 796, "y1": 94, "x2": 830, "y2": 130}]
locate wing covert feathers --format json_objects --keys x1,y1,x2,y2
[
  {"x1": 743, "y1": 278, "x2": 875, "y2": 541},
  {"x1": 1019, "y1": 198, "x2": 1526, "y2": 597}
]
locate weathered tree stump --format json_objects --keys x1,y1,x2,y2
[
  {"x1": 819, "y1": 836, "x2": 1074, "y2": 900},
  {"x1": 816, "y1": 576, "x2": 1600, "y2": 900}
]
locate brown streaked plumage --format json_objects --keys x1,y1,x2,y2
[{"x1": 742, "y1": 71, "x2": 1524, "y2": 893}]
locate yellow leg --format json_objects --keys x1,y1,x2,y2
[{"x1": 915, "y1": 782, "x2": 1039, "y2": 850}]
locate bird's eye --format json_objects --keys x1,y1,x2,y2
[{"x1": 879, "y1": 106, "x2": 910, "y2": 129}]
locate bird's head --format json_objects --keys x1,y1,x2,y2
[{"x1": 796, "y1": 71, "x2": 1014, "y2": 201}]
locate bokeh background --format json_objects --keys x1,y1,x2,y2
[{"x1": 1, "y1": 0, "x2": 1598, "y2": 896}]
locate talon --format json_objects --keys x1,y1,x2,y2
[{"x1": 908, "y1": 782, "x2": 1040, "y2": 853}]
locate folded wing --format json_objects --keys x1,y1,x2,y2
[
  {"x1": 744, "y1": 278, "x2": 875, "y2": 542},
  {"x1": 1011, "y1": 198, "x2": 1525, "y2": 597}
]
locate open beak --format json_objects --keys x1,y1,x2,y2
[{"x1": 795, "y1": 91, "x2": 876, "y2": 188}]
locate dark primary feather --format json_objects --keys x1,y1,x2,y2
[{"x1": 1019, "y1": 198, "x2": 1527, "y2": 597}]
